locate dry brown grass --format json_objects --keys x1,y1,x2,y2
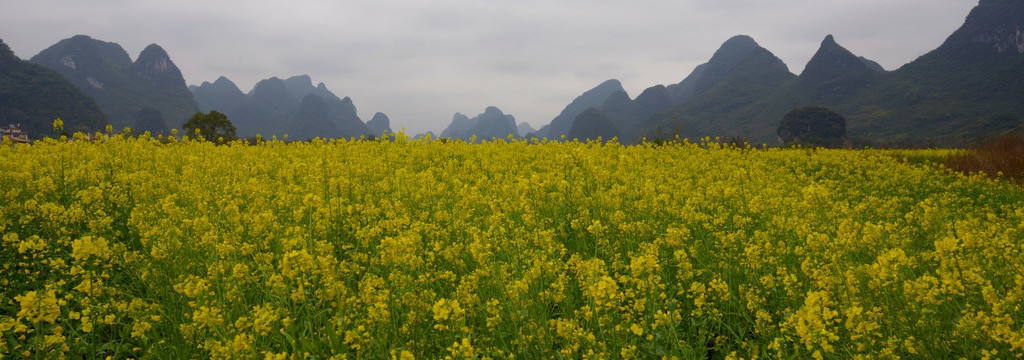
[{"x1": 947, "y1": 133, "x2": 1024, "y2": 182}]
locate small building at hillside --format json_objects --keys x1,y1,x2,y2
[{"x1": 1, "y1": 124, "x2": 30, "y2": 143}]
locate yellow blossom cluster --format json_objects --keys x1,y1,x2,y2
[{"x1": 1, "y1": 132, "x2": 1022, "y2": 358}]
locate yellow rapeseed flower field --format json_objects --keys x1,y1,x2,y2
[{"x1": 1, "y1": 132, "x2": 1023, "y2": 359}]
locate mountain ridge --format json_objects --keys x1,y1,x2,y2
[
  {"x1": 551, "y1": 0, "x2": 1023, "y2": 146},
  {"x1": 440, "y1": 106, "x2": 519, "y2": 142},
  {"x1": 537, "y1": 79, "x2": 624, "y2": 139},
  {"x1": 29, "y1": 35, "x2": 198, "y2": 131},
  {"x1": 12, "y1": 1, "x2": 1024, "y2": 145},
  {"x1": 0, "y1": 38, "x2": 108, "y2": 136},
  {"x1": 191, "y1": 74, "x2": 375, "y2": 140}
]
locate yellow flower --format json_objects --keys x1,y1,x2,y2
[
  {"x1": 629, "y1": 323, "x2": 643, "y2": 336},
  {"x1": 81, "y1": 316, "x2": 93, "y2": 333},
  {"x1": 588, "y1": 276, "x2": 619, "y2": 309},
  {"x1": 251, "y1": 304, "x2": 280, "y2": 336},
  {"x1": 131, "y1": 320, "x2": 152, "y2": 339},
  {"x1": 191, "y1": 306, "x2": 223, "y2": 329},
  {"x1": 70, "y1": 236, "x2": 112, "y2": 262},
  {"x1": 15, "y1": 289, "x2": 61, "y2": 324},
  {"x1": 391, "y1": 350, "x2": 415, "y2": 360},
  {"x1": 173, "y1": 275, "x2": 209, "y2": 298},
  {"x1": 786, "y1": 290, "x2": 840, "y2": 356},
  {"x1": 432, "y1": 298, "x2": 463, "y2": 322},
  {"x1": 445, "y1": 338, "x2": 475, "y2": 360},
  {"x1": 264, "y1": 352, "x2": 288, "y2": 360}
]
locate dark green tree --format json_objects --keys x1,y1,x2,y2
[{"x1": 182, "y1": 110, "x2": 236, "y2": 142}]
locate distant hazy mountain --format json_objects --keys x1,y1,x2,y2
[
  {"x1": 287, "y1": 94, "x2": 344, "y2": 140},
  {"x1": 191, "y1": 74, "x2": 375, "y2": 140},
  {"x1": 933, "y1": 0, "x2": 1024, "y2": 58},
  {"x1": 595, "y1": 91, "x2": 633, "y2": 132},
  {"x1": 326, "y1": 96, "x2": 372, "y2": 139},
  {"x1": 464, "y1": 107, "x2": 518, "y2": 141},
  {"x1": 536, "y1": 79, "x2": 624, "y2": 139},
  {"x1": 134, "y1": 106, "x2": 169, "y2": 135},
  {"x1": 796, "y1": 34, "x2": 881, "y2": 102},
  {"x1": 858, "y1": 57, "x2": 885, "y2": 72},
  {"x1": 540, "y1": 0, "x2": 1023, "y2": 146},
  {"x1": 29, "y1": 35, "x2": 198, "y2": 131},
  {"x1": 664, "y1": 35, "x2": 771, "y2": 104},
  {"x1": 542, "y1": 36, "x2": 786, "y2": 144},
  {"x1": 278, "y1": 75, "x2": 370, "y2": 137},
  {"x1": 581, "y1": 85, "x2": 674, "y2": 143},
  {"x1": 567, "y1": 107, "x2": 620, "y2": 142},
  {"x1": 283, "y1": 75, "x2": 334, "y2": 101},
  {"x1": 640, "y1": 0, "x2": 1024, "y2": 146},
  {"x1": 413, "y1": 131, "x2": 436, "y2": 140},
  {"x1": 642, "y1": 36, "x2": 794, "y2": 143},
  {"x1": 250, "y1": 77, "x2": 300, "y2": 115},
  {"x1": 632, "y1": 85, "x2": 674, "y2": 120},
  {"x1": 441, "y1": 113, "x2": 473, "y2": 139},
  {"x1": 863, "y1": 0, "x2": 1024, "y2": 144},
  {"x1": 642, "y1": 34, "x2": 868, "y2": 143},
  {"x1": 0, "y1": 38, "x2": 107, "y2": 136},
  {"x1": 516, "y1": 122, "x2": 536, "y2": 136},
  {"x1": 440, "y1": 106, "x2": 519, "y2": 142},
  {"x1": 193, "y1": 77, "x2": 280, "y2": 137},
  {"x1": 191, "y1": 76, "x2": 247, "y2": 114},
  {"x1": 366, "y1": 112, "x2": 392, "y2": 136}
]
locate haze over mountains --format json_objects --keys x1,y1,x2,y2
[
  {"x1": 4, "y1": 35, "x2": 389, "y2": 141},
  {"x1": 0, "y1": 39, "x2": 107, "y2": 135},
  {"x1": 440, "y1": 106, "x2": 520, "y2": 142},
  {"x1": 28, "y1": 35, "x2": 199, "y2": 134},
  {"x1": 1, "y1": 0, "x2": 1022, "y2": 145},
  {"x1": 190, "y1": 75, "x2": 384, "y2": 140},
  {"x1": 550, "y1": 0, "x2": 1024, "y2": 145}
]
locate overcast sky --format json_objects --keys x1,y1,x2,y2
[{"x1": 2, "y1": 0, "x2": 977, "y2": 135}]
